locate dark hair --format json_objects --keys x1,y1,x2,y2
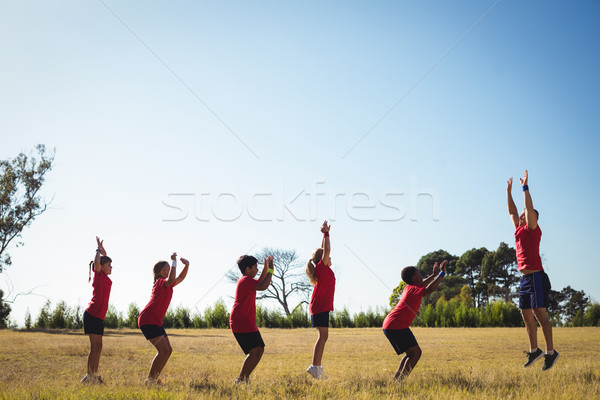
[
  {"x1": 306, "y1": 248, "x2": 324, "y2": 285},
  {"x1": 401, "y1": 266, "x2": 417, "y2": 285},
  {"x1": 88, "y1": 256, "x2": 112, "y2": 282},
  {"x1": 534, "y1": 209, "x2": 540, "y2": 219},
  {"x1": 237, "y1": 255, "x2": 258, "y2": 274},
  {"x1": 153, "y1": 261, "x2": 169, "y2": 282}
]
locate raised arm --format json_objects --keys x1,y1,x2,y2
[
  {"x1": 520, "y1": 170, "x2": 537, "y2": 230},
  {"x1": 423, "y1": 260, "x2": 447, "y2": 296},
  {"x1": 257, "y1": 256, "x2": 274, "y2": 291},
  {"x1": 165, "y1": 252, "x2": 178, "y2": 287},
  {"x1": 171, "y1": 257, "x2": 190, "y2": 288},
  {"x1": 321, "y1": 221, "x2": 330, "y2": 266},
  {"x1": 93, "y1": 236, "x2": 106, "y2": 273},
  {"x1": 421, "y1": 262, "x2": 440, "y2": 286},
  {"x1": 506, "y1": 178, "x2": 519, "y2": 229}
]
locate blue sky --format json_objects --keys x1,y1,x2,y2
[{"x1": 1, "y1": 1, "x2": 599, "y2": 326}]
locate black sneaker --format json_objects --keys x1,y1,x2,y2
[
  {"x1": 541, "y1": 351, "x2": 560, "y2": 371},
  {"x1": 523, "y1": 348, "x2": 544, "y2": 367}
]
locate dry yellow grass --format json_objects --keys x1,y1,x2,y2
[{"x1": 0, "y1": 327, "x2": 598, "y2": 399}]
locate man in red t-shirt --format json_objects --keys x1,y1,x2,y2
[
  {"x1": 507, "y1": 170, "x2": 559, "y2": 371},
  {"x1": 230, "y1": 254, "x2": 273, "y2": 384},
  {"x1": 382, "y1": 260, "x2": 448, "y2": 381}
]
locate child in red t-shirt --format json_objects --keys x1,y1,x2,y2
[
  {"x1": 382, "y1": 260, "x2": 448, "y2": 381},
  {"x1": 305, "y1": 221, "x2": 335, "y2": 379},
  {"x1": 138, "y1": 252, "x2": 190, "y2": 385},
  {"x1": 81, "y1": 237, "x2": 113, "y2": 384},
  {"x1": 230, "y1": 254, "x2": 273, "y2": 384}
]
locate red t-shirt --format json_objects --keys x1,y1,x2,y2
[
  {"x1": 382, "y1": 284, "x2": 427, "y2": 330},
  {"x1": 309, "y1": 260, "x2": 336, "y2": 315},
  {"x1": 138, "y1": 278, "x2": 174, "y2": 327},
  {"x1": 230, "y1": 275, "x2": 259, "y2": 333},
  {"x1": 86, "y1": 270, "x2": 112, "y2": 320},
  {"x1": 515, "y1": 224, "x2": 543, "y2": 272}
]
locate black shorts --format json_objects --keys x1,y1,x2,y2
[
  {"x1": 140, "y1": 324, "x2": 168, "y2": 340},
  {"x1": 233, "y1": 331, "x2": 265, "y2": 355},
  {"x1": 519, "y1": 271, "x2": 551, "y2": 309},
  {"x1": 311, "y1": 311, "x2": 330, "y2": 327},
  {"x1": 83, "y1": 311, "x2": 104, "y2": 335},
  {"x1": 383, "y1": 328, "x2": 419, "y2": 355}
]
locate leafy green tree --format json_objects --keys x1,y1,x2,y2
[
  {"x1": 104, "y1": 305, "x2": 121, "y2": 328},
  {"x1": 34, "y1": 300, "x2": 52, "y2": 329},
  {"x1": 24, "y1": 308, "x2": 32, "y2": 330},
  {"x1": 584, "y1": 303, "x2": 600, "y2": 326},
  {"x1": 560, "y1": 286, "x2": 589, "y2": 323},
  {"x1": 0, "y1": 289, "x2": 10, "y2": 328},
  {"x1": 50, "y1": 301, "x2": 68, "y2": 329},
  {"x1": 125, "y1": 303, "x2": 140, "y2": 329},
  {"x1": 204, "y1": 298, "x2": 230, "y2": 328},
  {"x1": 482, "y1": 242, "x2": 519, "y2": 303},
  {"x1": 415, "y1": 250, "x2": 462, "y2": 306},
  {"x1": 0, "y1": 145, "x2": 55, "y2": 272},
  {"x1": 455, "y1": 248, "x2": 488, "y2": 307}
]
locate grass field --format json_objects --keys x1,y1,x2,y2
[{"x1": 0, "y1": 327, "x2": 598, "y2": 399}]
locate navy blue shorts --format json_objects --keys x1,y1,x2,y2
[
  {"x1": 383, "y1": 328, "x2": 419, "y2": 355},
  {"x1": 140, "y1": 324, "x2": 168, "y2": 340},
  {"x1": 311, "y1": 311, "x2": 330, "y2": 327},
  {"x1": 519, "y1": 271, "x2": 551, "y2": 309},
  {"x1": 233, "y1": 331, "x2": 265, "y2": 354},
  {"x1": 83, "y1": 311, "x2": 104, "y2": 336}
]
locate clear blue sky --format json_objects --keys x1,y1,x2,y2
[{"x1": 1, "y1": 1, "x2": 599, "y2": 326}]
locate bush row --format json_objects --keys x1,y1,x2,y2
[{"x1": 24, "y1": 298, "x2": 600, "y2": 330}]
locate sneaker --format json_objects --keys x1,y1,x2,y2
[
  {"x1": 317, "y1": 366, "x2": 328, "y2": 380},
  {"x1": 541, "y1": 351, "x2": 560, "y2": 371},
  {"x1": 234, "y1": 377, "x2": 250, "y2": 385},
  {"x1": 81, "y1": 374, "x2": 103, "y2": 384},
  {"x1": 145, "y1": 377, "x2": 162, "y2": 385},
  {"x1": 523, "y1": 348, "x2": 544, "y2": 368},
  {"x1": 306, "y1": 365, "x2": 320, "y2": 379}
]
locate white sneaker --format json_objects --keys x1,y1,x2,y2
[
  {"x1": 306, "y1": 365, "x2": 320, "y2": 379},
  {"x1": 81, "y1": 374, "x2": 103, "y2": 384},
  {"x1": 317, "y1": 366, "x2": 328, "y2": 380},
  {"x1": 234, "y1": 377, "x2": 250, "y2": 385},
  {"x1": 145, "y1": 377, "x2": 162, "y2": 385}
]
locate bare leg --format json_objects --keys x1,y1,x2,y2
[
  {"x1": 148, "y1": 336, "x2": 172, "y2": 380},
  {"x1": 521, "y1": 309, "x2": 538, "y2": 350},
  {"x1": 311, "y1": 327, "x2": 329, "y2": 366},
  {"x1": 395, "y1": 346, "x2": 422, "y2": 380},
  {"x1": 87, "y1": 334, "x2": 103, "y2": 374},
  {"x1": 533, "y1": 308, "x2": 553, "y2": 351},
  {"x1": 238, "y1": 346, "x2": 264, "y2": 381}
]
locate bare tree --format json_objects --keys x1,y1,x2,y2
[{"x1": 227, "y1": 247, "x2": 312, "y2": 316}]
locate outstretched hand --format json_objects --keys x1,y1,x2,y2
[
  {"x1": 440, "y1": 260, "x2": 448, "y2": 273},
  {"x1": 265, "y1": 255, "x2": 274, "y2": 268},
  {"x1": 507, "y1": 177, "x2": 513, "y2": 192},
  {"x1": 519, "y1": 170, "x2": 528, "y2": 186},
  {"x1": 171, "y1": 252, "x2": 177, "y2": 261},
  {"x1": 432, "y1": 262, "x2": 439, "y2": 275},
  {"x1": 320, "y1": 220, "x2": 330, "y2": 233},
  {"x1": 180, "y1": 258, "x2": 189, "y2": 266},
  {"x1": 96, "y1": 236, "x2": 106, "y2": 256}
]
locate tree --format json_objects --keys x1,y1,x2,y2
[
  {"x1": 0, "y1": 289, "x2": 10, "y2": 328},
  {"x1": 0, "y1": 144, "x2": 55, "y2": 272},
  {"x1": 227, "y1": 248, "x2": 312, "y2": 316},
  {"x1": 455, "y1": 248, "x2": 488, "y2": 307},
  {"x1": 481, "y1": 242, "x2": 519, "y2": 303},
  {"x1": 415, "y1": 250, "x2": 463, "y2": 306}
]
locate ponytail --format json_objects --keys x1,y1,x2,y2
[
  {"x1": 306, "y1": 248, "x2": 323, "y2": 285},
  {"x1": 88, "y1": 261, "x2": 93, "y2": 283}
]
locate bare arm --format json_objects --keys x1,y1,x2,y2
[
  {"x1": 506, "y1": 178, "x2": 519, "y2": 229},
  {"x1": 321, "y1": 221, "x2": 331, "y2": 266},
  {"x1": 257, "y1": 256, "x2": 274, "y2": 291},
  {"x1": 520, "y1": 170, "x2": 538, "y2": 230},
  {"x1": 93, "y1": 236, "x2": 106, "y2": 273},
  {"x1": 171, "y1": 258, "x2": 190, "y2": 288},
  {"x1": 165, "y1": 252, "x2": 178, "y2": 287},
  {"x1": 422, "y1": 262, "x2": 440, "y2": 286},
  {"x1": 423, "y1": 260, "x2": 447, "y2": 296}
]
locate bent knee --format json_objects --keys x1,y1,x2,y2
[
  {"x1": 407, "y1": 346, "x2": 422, "y2": 359},
  {"x1": 250, "y1": 346, "x2": 264, "y2": 357}
]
